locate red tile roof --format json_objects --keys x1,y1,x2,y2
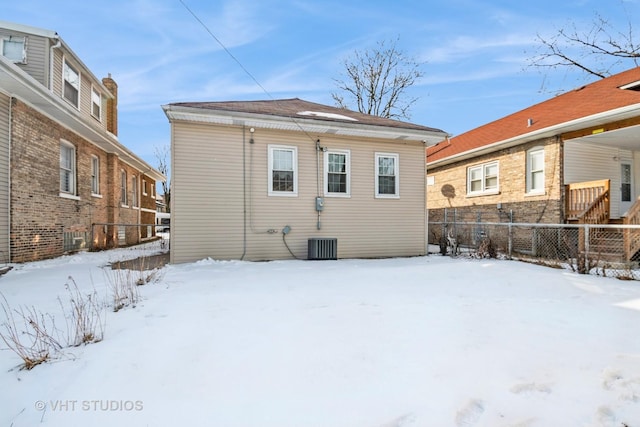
[{"x1": 427, "y1": 67, "x2": 640, "y2": 163}]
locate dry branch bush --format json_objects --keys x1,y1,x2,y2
[
  {"x1": 106, "y1": 264, "x2": 141, "y2": 312},
  {"x1": 58, "y1": 277, "x2": 105, "y2": 346},
  {"x1": 0, "y1": 294, "x2": 63, "y2": 370}
]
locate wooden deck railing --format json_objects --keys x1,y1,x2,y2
[
  {"x1": 565, "y1": 179, "x2": 610, "y2": 223},
  {"x1": 624, "y1": 197, "x2": 640, "y2": 260}
]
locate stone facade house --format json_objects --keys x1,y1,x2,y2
[
  {"x1": 0, "y1": 20, "x2": 164, "y2": 263},
  {"x1": 163, "y1": 98, "x2": 447, "y2": 263},
  {"x1": 426, "y1": 67, "x2": 640, "y2": 229}
]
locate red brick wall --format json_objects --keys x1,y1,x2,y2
[{"x1": 10, "y1": 99, "x2": 151, "y2": 262}]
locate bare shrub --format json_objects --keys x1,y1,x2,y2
[
  {"x1": 0, "y1": 294, "x2": 63, "y2": 370},
  {"x1": 58, "y1": 277, "x2": 105, "y2": 346},
  {"x1": 106, "y1": 264, "x2": 140, "y2": 312},
  {"x1": 475, "y1": 238, "x2": 497, "y2": 259}
]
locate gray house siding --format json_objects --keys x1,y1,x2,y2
[{"x1": 0, "y1": 92, "x2": 10, "y2": 262}]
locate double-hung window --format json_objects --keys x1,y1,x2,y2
[
  {"x1": 467, "y1": 161, "x2": 498, "y2": 195},
  {"x1": 268, "y1": 145, "x2": 297, "y2": 196},
  {"x1": 63, "y1": 59, "x2": 80, "y2": 108},
  {"x1": 526, "y1": 147, "x2": 545, "y2": 194},
  {"x1": 120, "y1": 170, "x2": 128, "y2": 206},
  {"x1": 132, "y1": 175, "x2": 138, "y2": 208},
  {"x1": 375, "y1": 153, "x2": 399, "y2": 198},
  {"x1": 91, "y1": 155, "x2": 100, "y2": 195},
  {"x1": 2, "y1": 36, "x2": 26, "y2": 63},
  {"x1": 91, "y1": 87, "x2": 102, "y2": 120},
  {"x1": 325, "y1": 150, "x2": 350, "y2": 196},
  {"x1": 60, "y1": 141, "x2": 76, "y2": 195}
]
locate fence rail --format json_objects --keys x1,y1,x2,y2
[{"x1": 429, "y1": 220, "x2": 640, "y2": 280}]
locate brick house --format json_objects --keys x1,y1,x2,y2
[
  {"x1": 0, "y1": 21, "x2": 164, "y2": 263},
  {"x1": 426, "y1": 67, "x2": 640, "y2": 230}
]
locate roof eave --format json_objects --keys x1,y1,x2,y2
[
  {"x1": 427, "y1": 103, "x2": 640, "y2": 168},
  {"x1": 162, "y1": 104, "x2": 447, "y2": 145},
  {"x1": 1, "y1": 57, "x2": 164, "y2": 182}
]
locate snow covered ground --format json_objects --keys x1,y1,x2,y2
[{"x1": 1, "y1": 244, "x2": 639, "y2": 427}]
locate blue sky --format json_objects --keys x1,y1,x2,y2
[{"x1": 4, "y1": 0, "x2": 640, "y2": 170}]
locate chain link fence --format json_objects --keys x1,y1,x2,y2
[
  {"x1": 88, "y1": 223, "x2": 170, "y2": 252},
  {"x1": 429, "y1": 214, "x2": 640, "y2": 280}
]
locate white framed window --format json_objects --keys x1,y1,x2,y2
[
  {"x1": 324, "y1": 150, "x2": 350, "y2": 197},
  {"x1": 132, "y1": 175, "x2": 138, "y2": 208},
  {"x1": 120, "y1": 170, "x2": 128, "y2": 206},
  {"x1": 268, "y1": 145, "x2": 298, "y2": 196},
  {"x1": 142, "y1": 179, "x2": 148, "y2": 196},
  {"x1": 375, "y1": 153, "x2": 399, "y2": 198},
  {"x1": 60, "y1": 141, "x2": 76, "y2": 195},
  {"x1": 2, "y1": 36, "x2": 26, "y2": 63},
  {"x1": 91, "y1": 155, "x2": 100, "y2": 195},
  {"x1": 91, "y1": 86, "x2": 101, "y2": 120},
  {"x1": 526, "y1": 147, "x2": 545, "y2": 194},
  {"x1": 151, "y1": 183, "x2": 155, "y2": 198},
  {"x1": 63, "y1": 58, "x2": 80, "y2": 108},
  {"x1": 467, "y1": 161, "x2": 499, "y2": 195}
]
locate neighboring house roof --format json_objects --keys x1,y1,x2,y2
[
  {"x1": 163, "y1": 98, "x2": 448, "y2": 145},
  {"x1": 0, "y1": 23, "x2": 164, "y2": 182},
  {"x1": 427, "y1": 67, "x2": 640, "y2": 166}
]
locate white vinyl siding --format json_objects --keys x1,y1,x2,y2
[
  {"x1": 170, "y1": 123, "x2": 427, "y2": 264},
  {"x1": 324, "y1": 150, "x2": 350, "y2": 197},
  {"x1": 59, "y1": 141, "x2": 76, "y2": 195},
  {"x1": 564, "y1": 140, "x2": 631, "y2": 219},
  {"x1": 467, "y1": 161, "x2": 498, "y2": 195}
]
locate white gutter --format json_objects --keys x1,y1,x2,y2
[
  {"x1": 428, "y1": 102, "x2": 640, "y2": 168},
  {"x1": 162, "y1": 104, "x2": 447, "y2": 146}
]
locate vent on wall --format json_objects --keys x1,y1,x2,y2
[{"x1": 308, "y1": 238, "x2": 337, "y2": 260}]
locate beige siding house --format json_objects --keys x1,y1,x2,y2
[{"x1": 163, "y1": 98, "x2": 447, "y2": 263}]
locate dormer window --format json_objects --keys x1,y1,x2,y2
[
  {"x1": 619, "y1": 80, "x2": 640, "y2": 92},
  {"x1": 91, "y1": 87, "x2": 102, "y2": 120},
  {"x1": 1, "y1": 36, "x2": 26, "y2": 63},
  {"x1": 63, "y1": 59, "x2": 80, "y2": 108}
]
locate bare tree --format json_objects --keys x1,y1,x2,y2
[
  {"x1": 332, "y1": 38, "x2": 424, "y2": 120},
  {"x1": 528, "y1": 12, "x2": 640, "y2": 81},
  {"x1": 154, "y1": 145, "x2": 171, "y2": 213}
]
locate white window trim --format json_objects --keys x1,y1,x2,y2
[
  {"x1": 91, "y1": 86, "x2": 102, "y2": 121},
  {"x1": 526, "y1": 147, "x2": 545, "y2": 195},
  {"x1": 324, "y1": 149, "x2": 351, "y2": 197},
  {"x1": 467, "y1": 161, "x2": 499, "y2": 196},
  {"x1": 120, "y1": 170, "x2": 128, "y2": 207},
  {"x1": 60, "y1": 140, "x2": 76, "y2": 196},
  {"x1": 2, "y1": 36, "x2": 26, "y2": 63},
  {"x1": 268, "y1": 145, "x2": 298, "y2": 197},
  {"x1": 375, "y1": 152, "x2": 400, "y2": 199},
  {"x1": 91, "y1": 155, "x2": 100, "y2": 196},
  {"x1": 63, "y1": 57, "x2": 80, "y2": 109},
  {"x1": 142, "y1": 179, "x2": 148, "y2": 196},
  {"x1": 132, "y1": 175, "x2": 139, "y2": 208}
]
